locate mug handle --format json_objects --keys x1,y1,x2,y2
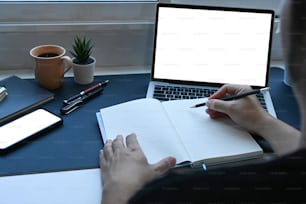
[{"x1": 61, "y1": 56, "x2": 73, "y2": 75}]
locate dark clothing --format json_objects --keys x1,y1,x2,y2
[{"x1": 130, "y1": 149, "x2": 306, "y2": 204}]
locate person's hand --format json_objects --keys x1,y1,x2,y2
[
  {"x1": 206, "y1": 84, "x2": 270, "y2": 134},
  {"x1": 100, "y1": 133, "x2": 176, "y2": 204}
]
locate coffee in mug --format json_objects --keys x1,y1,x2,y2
[{"x1": 30, "y1": 45, "x2": 72, "y2": 90}]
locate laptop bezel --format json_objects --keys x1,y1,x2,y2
[{"x1": 150, "y1": 3, "x2": 275, "y2": 89}]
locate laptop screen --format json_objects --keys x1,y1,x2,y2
[{"x1": 152, "y1": 4, "x2": 274, "y2": 87}]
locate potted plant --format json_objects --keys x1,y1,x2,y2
[{"x1": 70, "y1": 35, "x2": 96, "y2": 84}]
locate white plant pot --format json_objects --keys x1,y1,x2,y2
[{"x1": 72, "y1": 56, "x2": 96, "y2": 85}]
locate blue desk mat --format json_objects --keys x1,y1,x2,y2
[{"x1": 0, "y1": 67, "x2": 300, "y2": 176}]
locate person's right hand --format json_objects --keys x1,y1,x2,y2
[{"x1": 205, "y1": 84, "x2": 271, "y2": 134}]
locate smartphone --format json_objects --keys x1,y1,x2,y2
[{"x1": 0, "y1": 109, "x2": 63, "y2": 152}]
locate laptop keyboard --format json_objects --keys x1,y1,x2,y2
[{"x1": 153, "y1": 85, "x2": 267, "y2": 111}]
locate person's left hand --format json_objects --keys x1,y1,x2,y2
[{"x1": 100, "y1": 133, "x2": 176, "y2": 204}]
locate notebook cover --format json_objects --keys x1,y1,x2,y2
[{"x1": 0, "y1": 75, "x2": 54, "y2": 125}]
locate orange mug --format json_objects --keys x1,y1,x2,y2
[{"x1": 30, "y1": 45, "x2": 72, "y2": 90}]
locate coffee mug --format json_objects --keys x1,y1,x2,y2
[{"x1": 30, "y1": 45, "x2": 72, "y2": 90}]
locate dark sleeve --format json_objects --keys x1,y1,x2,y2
[{"x1": 129, "y1": 150, "x2": 306, "y2": 204}]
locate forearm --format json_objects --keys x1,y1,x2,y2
[{"x1": 255, "y1": 115, "x2": 301, "y2": 155}]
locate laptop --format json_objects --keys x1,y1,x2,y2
[{"x1": 146, "y1": 3, "x2": 277, "y2": 118}]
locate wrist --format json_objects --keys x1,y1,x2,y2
[
  {"x1": 102, "y1": 184, "x2": 131, "y2": 204},
  {"x1": 250, "y1": 112, "x2": 276, "y2": 136},
  {"x1": 102, "y1": 181, "x2": 143, "y2": 204}
]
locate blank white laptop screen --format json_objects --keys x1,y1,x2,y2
[{"x1": 153, "y1": 6, "x2": 274, "y2": 87}]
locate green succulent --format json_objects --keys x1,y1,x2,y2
[{"x1": 70, "y1": 36, "x2": 94, "y2": 64}]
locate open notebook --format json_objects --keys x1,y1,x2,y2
[
  {"x1": 97, "y1": 98, "x2": 263, "y2": 167},
  {"x1": 146, "y1": 3, "x2": 276, "y2": 118}
]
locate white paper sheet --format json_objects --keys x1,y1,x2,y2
[{"x1": 0, "y1": 168, "x2": 102, "y2": 204}]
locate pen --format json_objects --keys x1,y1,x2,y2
[
  {"x1": 61, "y1": 86, "x2": 104, "y2": 115},
  {"x1": 190, "y1": 87, "x2": 270, "y2": 108},
  {"x1": 63, "y1": 80, "x2": 109, "y2": 104}
]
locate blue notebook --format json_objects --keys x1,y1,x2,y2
[{"x1": 0, "y1": 75, "x2": 54, "y2": 125}]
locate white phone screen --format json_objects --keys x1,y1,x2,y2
[{"x1": 0, "y1": 109, "x2": 62, "y2": 150}]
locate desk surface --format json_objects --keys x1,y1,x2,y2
[{"x1": 0, "y1": 67, "x2": 300, "y2": 177}]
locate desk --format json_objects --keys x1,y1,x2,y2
[{"x1": 0, "y1": 67, "x2": 300, "y2": 177}]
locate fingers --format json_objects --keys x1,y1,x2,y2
[
  {"x1": 126, "y1": 133, "x2": 141, "y2": 152},
  {"x1": 102, "y1": 139, "x2": 114, "y2": 161},
  {"x1": 152, "y1": 156, "x2": 176, "y2": 175},
  {"x1": 99, "y1": 150, "x2": 105, "y2": 167},
  {"x1": 206, "y1": 99, "x2": 230, "y2": 114},
  {"x1": 206, "y1": 84, "x2": 253, "y2": 116},
  {"x1": 101, "y1": 134, "x2": 141, "y2": 160},
  {"x1": 205, "y1": 107, "x2": 226, "y2": 119},
  {"x1": 125, "y1": 134, "x2": 176, "y2": 175},
  {"x1": 102, "y1": 133, "x2": 141, "y2": 154},
  {"x1": 209, "y1": 84, "x2": 251, "y2": 99},
  {"x1": 112, "y1": 135, "x2": 124, "y2": 153},
  {"x1": 101, "y1": 135, "x2": 124, "y2": 161}
]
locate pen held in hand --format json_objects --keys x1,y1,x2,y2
[{"x1": 190, "y1": 87, "x2": 270, "y2": 108}]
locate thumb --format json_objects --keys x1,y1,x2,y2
[
  {"x1": 206, "y1": 99, "x2": 230, "y2": 114},
  {"x1": 152, "y1": 156, "x2": 176, "y2": 175}
]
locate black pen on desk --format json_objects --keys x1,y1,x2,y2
[
  {"x1": 190, "y1": 87, "x2": 270, "y2": 108},
  {"x1": 63, "y1": 80, "x2": 109, "y2": 104},
  {"x1": 61, "y1": 86, "x2": 104, "y2": 115}
]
